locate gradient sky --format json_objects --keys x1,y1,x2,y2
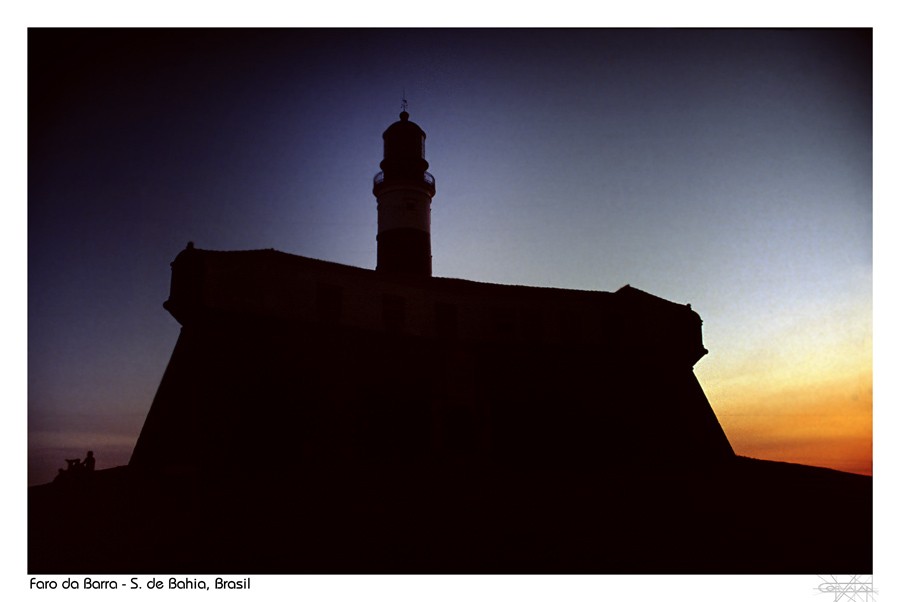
[{"x1": 27, "y1": 28, "x2": 872, "y2": 485}]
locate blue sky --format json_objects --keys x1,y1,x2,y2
[{"x1": 27, "y1": 28, "x2": 872, "y2": 484}]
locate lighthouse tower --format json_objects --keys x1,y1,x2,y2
[{"x1": 373, "y1": 104, "x2": 436, "y2": 276}]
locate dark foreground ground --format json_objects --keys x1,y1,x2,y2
[{"x1": 29, "y1": 456, "x2": 871, "y2": 574}]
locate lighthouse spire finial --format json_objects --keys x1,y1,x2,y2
[{"x1": 400, "y1": 90, "x2": 408, "y2": 114}]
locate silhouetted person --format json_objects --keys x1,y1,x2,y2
[
  {"x1": 53, "y1": 468, "x2": 67, "y2": 484},
  {"x1": 83, "y1": 451, "x2": 95, "y2": 472},
  {"x1": 65, "y1": 458, "x2": 82, "y2": 472}
]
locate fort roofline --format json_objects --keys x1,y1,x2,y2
[{"x1": 163, "y1": 245, "x2": 708, "y2": 367}]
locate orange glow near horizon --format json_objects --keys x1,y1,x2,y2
[
  {"x1": 698, "y1": 292, "x2": 872, "y2": 475},
  {"x1": 712, "y1": 377, "x2": 872, "y2": 475}
]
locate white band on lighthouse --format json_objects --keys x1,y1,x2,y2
[{"x1": 377, "y1": 189, "x2": 432, "y2": 233}]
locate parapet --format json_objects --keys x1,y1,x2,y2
[{"x1": 163, "y1": 245, "x2": 708, "y2": 367}]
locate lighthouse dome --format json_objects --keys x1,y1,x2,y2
[{"x1": 380, "y1": 111, "x2": 429, "y2": 175}]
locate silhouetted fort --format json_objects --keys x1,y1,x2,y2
[
  {"x1": 30, "y1": 109, "x2": 871, "y2": 574},
  {"x1": 130, "y1": 109, "x2": 733, "y2": 475}
]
